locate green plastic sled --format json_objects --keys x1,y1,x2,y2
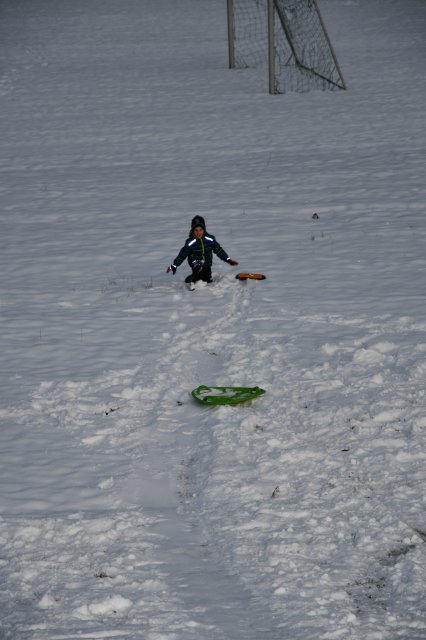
[{"x1": 191, "y1": 385, "x2": 266, "y2": 406}]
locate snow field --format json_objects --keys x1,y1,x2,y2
[{"x1": 1, "y1": 0, "x2": 426, "y2": 638}]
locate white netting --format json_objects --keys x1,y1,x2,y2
[
  {"x1": 232, "y1": 0, "x2": 268, "y2": 69},
  {"x1": 229, "y1": 0, "x2": 346, "y2": 93}
]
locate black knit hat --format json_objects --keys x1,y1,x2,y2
[{"x1": 191, "y1": 215, "x2": 206, "y2": 232}]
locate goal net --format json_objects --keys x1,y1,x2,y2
[{"x1": 227, "y1": 0, "x2": 346, "y2": 94}]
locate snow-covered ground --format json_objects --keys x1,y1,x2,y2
[{"x1": 1, "y1": 1, "x2": 425, "y2": 638}]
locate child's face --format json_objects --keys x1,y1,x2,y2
[{"x1": 193, "y1": 226, "x2": 205, "y2": 239}]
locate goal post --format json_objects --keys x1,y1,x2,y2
[
  {"x1": 267, "y1": 0, "x2": 275, "y2": 94},
  {"x1": 227, "y1": 0, "x2": 346, "y2": 94},
  {"x1": 227, "y1": 0, "x2": 236, "y2": 69}
]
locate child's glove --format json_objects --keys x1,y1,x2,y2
[
  {"x1": 166, "y1": 264, "x2": 177, "y2": 274},
  {"x1": 227, "y1": 258, "x2": 239, "y2": 266}
]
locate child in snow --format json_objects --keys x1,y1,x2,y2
[{"x1": 166, "y1": 215, "x2": 239, "y2": 286}]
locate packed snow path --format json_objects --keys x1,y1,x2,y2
[{"x1": 1, "y1": 280, "x2": 285, "y2": 639}]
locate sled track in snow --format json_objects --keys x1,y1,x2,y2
[{"x1": 1, "y1": 277, "x2": 285, "y2": 639}]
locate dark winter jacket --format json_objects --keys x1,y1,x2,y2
[{"x1": 173, "y1": 233, "x2": 230, "y2": 269}]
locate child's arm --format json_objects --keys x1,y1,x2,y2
[
  {"x1": 213, "y1": 239, "x2": 239, "y2": 266},
  {"x1": 166, "y1": 242, "x2": 189, "y2": 274}
]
